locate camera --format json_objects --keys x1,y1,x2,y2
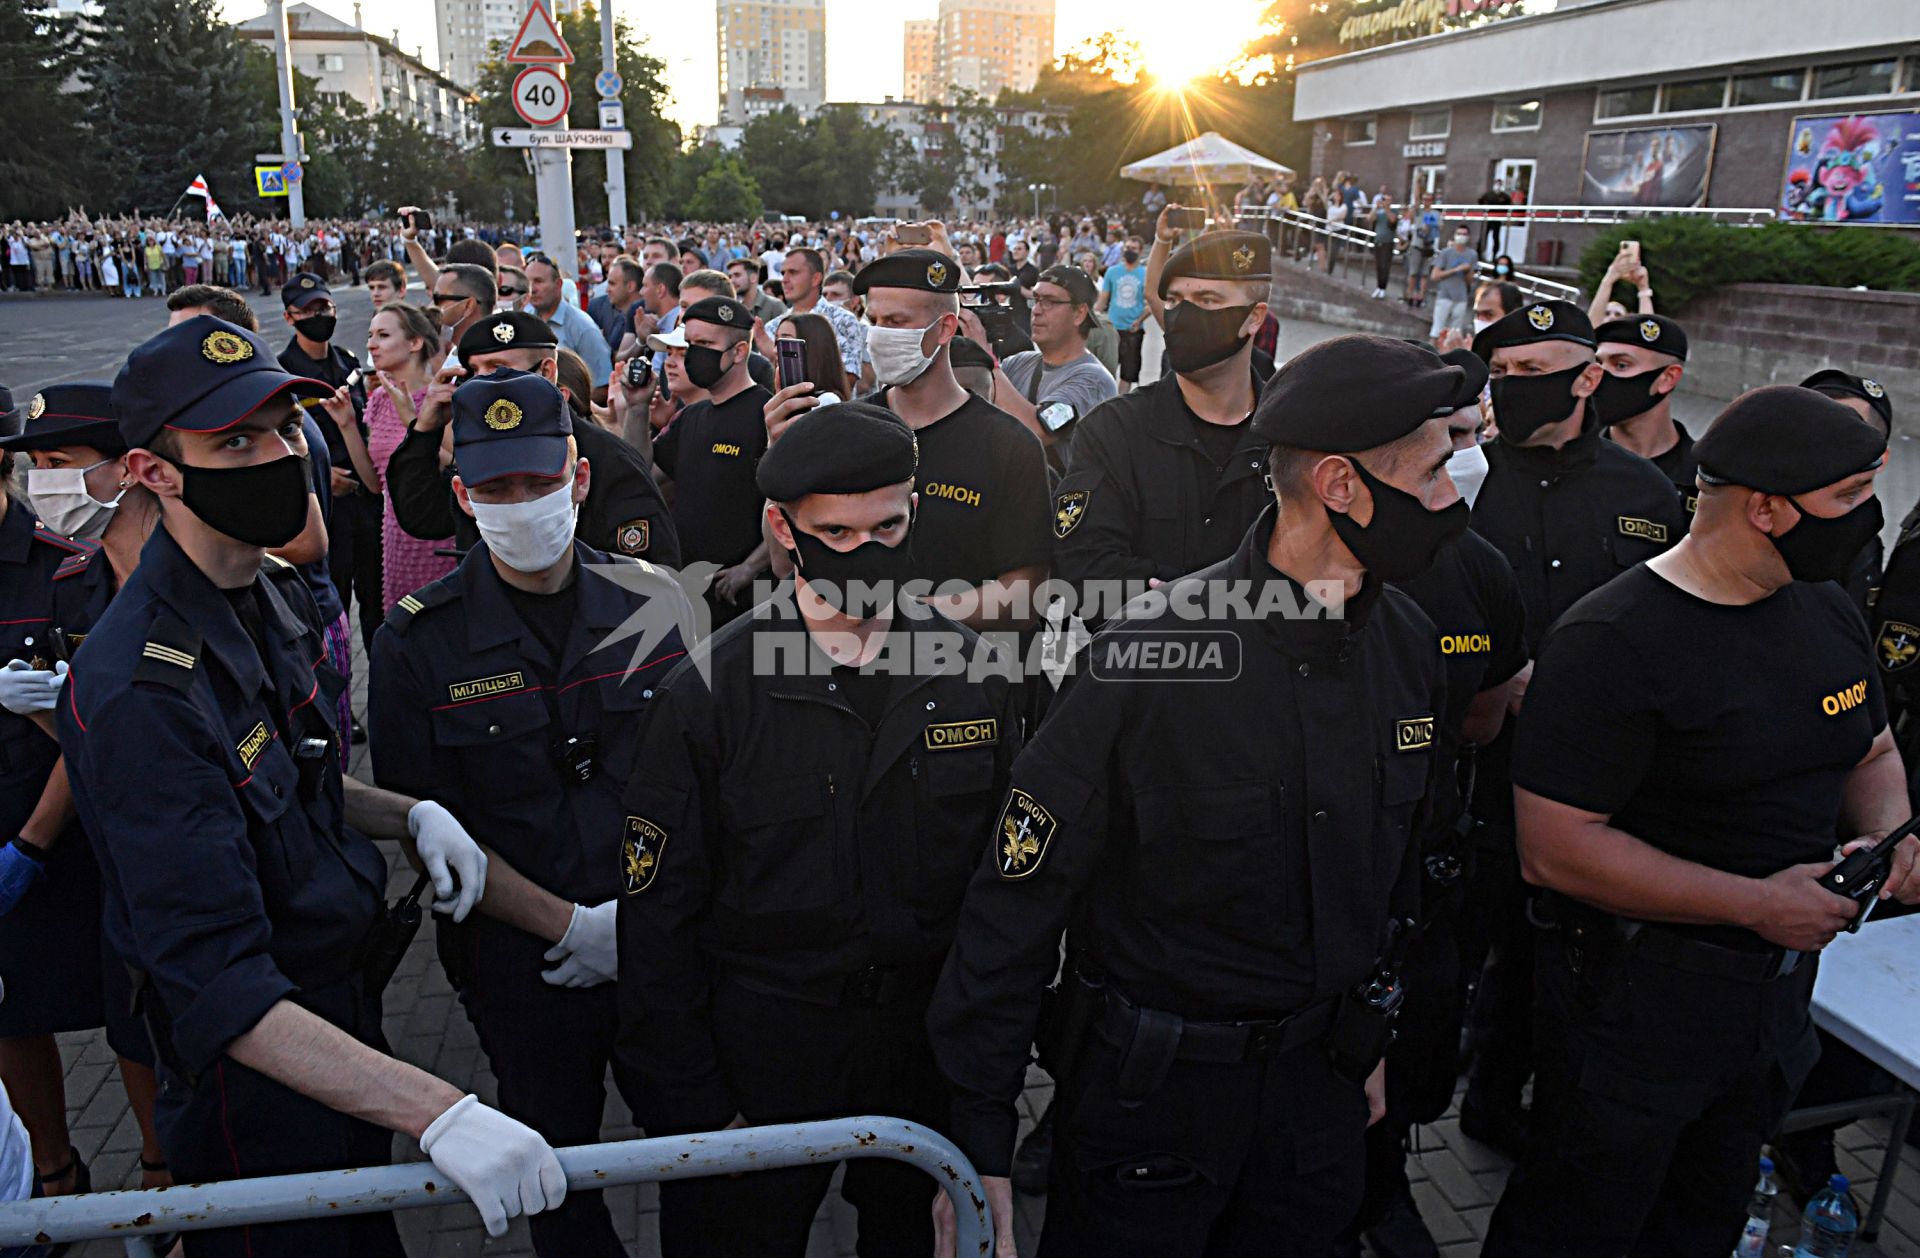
[
  {"x1": 624, "y1": 357, "x2": 653, "y2": 391},
  {"x1": 959, "y1": 281, "x2": 1034, "y2": 359}
]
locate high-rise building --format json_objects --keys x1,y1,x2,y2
[
  {"x1": 716, "y1": 0, "x2": 827, "y2": 125},
  {"x1": 931, "y1": 0, "x2": 1053, "y2": 102},
  {"x1": 435, "y1": 0, "x2": 582, "y2": 92},
  {"x1": 902, "y1": 19, "x2": 937, "y2": 103}
]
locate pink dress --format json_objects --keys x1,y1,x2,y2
[{"x1": 366, "y1": 382, "x2": 456, "y2": 612}]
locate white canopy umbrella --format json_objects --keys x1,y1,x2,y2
[{"x1": 1121, "y1": 132, "x2": 1294, "y2": 187}]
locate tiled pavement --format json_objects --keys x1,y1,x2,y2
[{"x1": 42, "y1": 615, "x2": 1920, "y2": 1257}]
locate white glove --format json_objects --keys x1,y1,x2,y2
[
  {"x1": 0, "y1": 660, "x2": 66, "y2": 716},
  {"x1": 419, "y1": 1094, "x2": 566, "y2": 1237},
  {"x1": 540, "y1": 900, "x2": 617, "y2": 988},
  {"x1": 407, "y1": 801, "x2": 488, "y2": 922}
]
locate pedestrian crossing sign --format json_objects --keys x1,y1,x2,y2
[{"x1": 254, "y1": 166, "x2": 288, "y2": 197}]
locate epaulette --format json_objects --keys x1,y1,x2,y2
[
  {"x1": 53, "y1": 548, "x2": 98, "y2": 581},
  {"x1": 383, "y1": 576, "x2": 460, "y2": 636},
  {"x1": 31, "y1": 523, "x2": 98, "y2": 558},
  {"x1": 132, "y1": 614, "x2": 202, "y2": 693}
]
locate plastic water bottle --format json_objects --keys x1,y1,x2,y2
[
  {"x1": 1793, "y1": 1173, "x2": 1859, "y2": 1258},
  {"x1": 1733, "y1": 1156, "x2": 1779, "y2": 1257}
]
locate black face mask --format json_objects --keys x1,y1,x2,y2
[
  {"x1": 293, "y1": 313, "x2": 336, "y2": 344},
  {"x1": 1122, "y1": 249, "x2": 1140, "y2": 264},
  {"x1": 1163, "y1": 302, "x2": 1254, "y2": 375},
  {"x1": 1771, "y1": 494, "x2": 1883, "y2": 584},
  {"x1": 1592, "y1": 367, "x2": 1667, "y2": 427},
  {"x1": 781, "y1": 509, "x2": 916, "y2": 620},
  {"x1": 1490, "y1": 365, "x2": 1588, "y2": 445},
  {"x1": 1326, "y1": 457, "x2": 1470, "y2": 582},
  {"x1": 167, "y1": 453, "x2": 312, "y2": 548},
  {"x1": 684, "y1": 344, "x2": 732, "y2": 391}
]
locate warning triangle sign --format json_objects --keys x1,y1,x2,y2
[{"x1": 506, "y1": 0, "x2": 573, "y2": 64}]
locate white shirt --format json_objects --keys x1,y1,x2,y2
[{"x1": 0, "y1": 1078, "x2": 32, "y2": 1205}]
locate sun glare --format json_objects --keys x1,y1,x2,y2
[{"x1": 1124, "y1": 0, "x2": 1268, "y2": 87}]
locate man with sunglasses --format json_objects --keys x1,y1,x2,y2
[
  {"x1": 497, "y1": 265, "x2": 530, "y2": 313},
  {"x1": 431, "y1": 263, "x2": 496, "y2": 370},
  {"x1": 970, "y1": 264, "x2": 1115, "y2": 474}
]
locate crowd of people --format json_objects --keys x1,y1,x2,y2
[{"x1": 0, "y1": 192, "x2": 1914, "y2": 1258}]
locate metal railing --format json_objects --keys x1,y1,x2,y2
[
  {"x1": 1235, "y1": 207, "x2": 1580, "y2": 303},
  {"x1": 1428, "y1": 202, "x2": 1777, "y2": 227},
  {"x1": 0, "y1": 1116, "x2": 993, "y2": 1252}
]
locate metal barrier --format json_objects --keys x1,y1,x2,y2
[
  {"x1": 0, "y1": 1116, "x2": 993, "y2": 1252},
  {"x1": 1429, "y1": 202, "x2": 1777, "y2": 228},
  {"x1": 1236, "y1": 207, "x2": 1580, "y2": 303}
]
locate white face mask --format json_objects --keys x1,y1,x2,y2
[
  {"x1": 868, "y1": 319, "x2": 945, "y2": 389},
  {"x1": 1472, "y1": 317, "x2": 1495, "y2": 335},
  {"x1": 28, "y1": 461, "x2": 124, "y2": 540},
  {"x1": 1447, "y1": 442, "x2": 1490, "y2": 508},
  {"x1": 468, "y1": 478, "x2": 578, "y2": 572}
]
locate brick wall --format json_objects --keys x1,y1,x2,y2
[{"x1": 1675, "y1": 283, "x2": 1920, "y2": 404}]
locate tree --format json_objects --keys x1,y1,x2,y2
[
  {"x1": 907, "y1": 90, "x2": 997, "y2": 213},
  {"x1": 0, "y1": 3, "x2": 89, "y2": 219},
  {"x1": 690, "y1": 156, "x2": 762, "y2": 223}
]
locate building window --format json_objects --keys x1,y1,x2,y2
[
  {"x1": 1812, "y1": 59, "x2": 1896, "y2": 100},
  {"x1": 1408, "y1": 107, "x2": 1450, "y2": 139},
  {"x1": 1343, "y1": 117, "x2": 1376, "y2": 146},
  {"x1": 1490, "y1": 99, "x2": 1541, "y2": 131},
  {"x1": 1732, "y1": 69, "x2": 1804, "y2": 106},
  {"x1": 1596, "y1": 85, "x2": 1656, "y2": 118},
  {"x1": 1660, "y1": 77, "x2": 1725, "y2": 112}
]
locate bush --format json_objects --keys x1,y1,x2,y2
[{"x1": 1577, "y1": 218, "x2": 1920, "y2": 310}]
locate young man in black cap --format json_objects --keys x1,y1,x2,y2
[
  {"x1": 371, "y1": 367, "x2": 695, "y2": 1258},
  {"x1": 1594, "y1": 312, "x2": 1694, "y2": 514},
  {"x1": 930, "y1": 334, "x2": 1466, "y2": 1256},
  {"x1": 385, "y1": 309, "x2": 680, "y2": 567},
  {"x1": 1050, "y1": 224, "x2": 1275, "y2": 629},
  {"x1": 974, "y1": 263, "x2": 1116, "y2": 472},
  {"x1": 1458, "y1": 299, "x2": 1687, "y2": 1152},
  {"x1": 614, "y1": 401, "x2": 1018, "y2": 1257},
  {"x1": 59, "y1": 316, "x2": 566, "y2": 1254},
  {"x1": 1482, "y1": 385, "x2": 1920, "y2": 1257}
]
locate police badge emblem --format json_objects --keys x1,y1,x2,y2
[
  {"x1": 1054, "y1": 490, "x2": 1088, "y2": 539},
  {"x1": 1527, "y1": 306, "x2": 1555, "y2": 332},
  {"x1": 1878, "y1": 621, "x2": 1919, "y2": 672},
  {"x1": 621, "y1": 816, "x2": 668, "y2": 894}
]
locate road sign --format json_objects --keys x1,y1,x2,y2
[
  {"x1": 595, "y1": 69, "x2": 622, "y2": 99},
  {"x1": 506, "y1": 0, "x2": 573, "y2": 64},
  {"x1": 254, "y1": 166, "x2": 288, "y2": 197},
  {"x1": 282, "y1": 162, "x2": 303, "y2": 184},
  {"x1": 598, "y1": 100, "x2": 623, "y2": 129},
  {"x1": 491, "y1": 128, "x2": 632, "y2": 149},
  {"x1": 511, "y1": 65, "x2": 571, "y2": 127}
]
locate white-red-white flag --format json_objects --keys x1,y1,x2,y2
[
  {"x1": 183, "y1": 173, "x2": 212, "y2": 200},
  {"x1": 204, "y1": 194, "x2": 226, "y2": 222}
]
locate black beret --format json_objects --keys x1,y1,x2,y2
[
  {"x1": 0, "y1": 383, "x2": 125, "y2": 454},
  {"x1": 682, "y1": 295, "x2": 753, "y2": 331},
  {"x1": 1253, "y1": 335, "x2": 1466, "y2": 451},
  {"x1": 281, "y1": 272, "x2": 332, "y2": 309},
  {"x1": 1800, "y1": 369, "x2": 1894, "y2": 432},
  {"x1": 1158, "y1": 230, "x2": 1271, "y2": 299},
  {"x1": 1694, "y1": 385, "x2": 1886, "y2": 496},
  {"x1": 457, "y1": 311, "x2": 558, "y2": 365},
  {"x1": 1595, "y1": 313, "x2": 1688, "y2": 362},
  {"x1": 756, "y1": 401, "x2": 919, "y2": 502},
  {"x1": 1036, "y1": 264, "x2": 1097, "y2": 309},
  {"x1": 852, "y1": 248, "x2": 961, "y2": 295},
  {"x1": 1472, "y1": 300, "x2": 1594, "y2": 360},
  {"x1": 1438, "y1": 347, "x2": 1489, "y2": 411}
]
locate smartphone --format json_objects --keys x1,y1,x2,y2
[
  {"x1": 409, "y1": 209, "x2": 433, "y2": 233},
  {"x1": 1619, "y1": 239, "x2": 1640, "y2": 267},
  {"x1": 776, "y1": 337, "x2": 809, "y2": 390},
  {"x1": 895, "y1": 223, "x2": 933, "y2": 246},
  {"x1": 1167, "y1": 208, "x2": 1207, "y2": 231}
]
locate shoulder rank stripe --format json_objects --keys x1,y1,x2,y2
[
  {"x1": 54, "y1": 552, "x2": 94, "y2": 580},
  {"x1": 398, "y1": 594, "x2": 425, "y2": 614},
  {"x1": 141, "y1": 643, "x2": 197, "y2": 669}
]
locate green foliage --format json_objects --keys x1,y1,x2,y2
[
  {"x1": 1578, "y1": 218, "x2": 1920, "y2": 310},
  {"x1": 736, "y1": 106, "x2": 909, "y2": 218},
  {"x1": 901, "y1": 91, "x2": 996, "y2": 212},
  {"x1": 690, "y1": 157, "x2": 762, "y2": 223},
  {"x1": 0, "y1": 4, "x2": 90, "y2": 219}
]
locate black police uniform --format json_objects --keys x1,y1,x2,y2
[
  {"x1": 1595, "y1": 313, "x2": 1696, "y2": 519},
  {"x1": 1871, "y1": 497, "x2": 1920, "y2": 769},
  {"x1": 929, "y1": 504, "x2": 1443, "y2": 1254},
  {"x1": 652, "y1": 382, "x2": 773, "y2": 569},
  {"x1": 1804, "y1": 371, "x2": 1895, "y2": 623},
  {"x1": 613, "y1": 592, "x2": 1019, "y2": 1256}
]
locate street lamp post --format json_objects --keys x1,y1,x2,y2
[{"x1": 1028, "y1": 182, "x2": 1052, "y2": 219}]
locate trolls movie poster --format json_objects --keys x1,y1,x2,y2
[{"x1": 1779, "y1": 111, "x2": 1920, "y2": 225}]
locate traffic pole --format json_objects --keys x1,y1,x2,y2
[
  {"x1": 268, "y1": 0, "x2": 306, "y2": 228},
  {"x1": 600, "y1": 1, "x2": 628, "y2": 233},
  {"x1": 528, "y1": 1, "x2": 577, "y2": 281}
]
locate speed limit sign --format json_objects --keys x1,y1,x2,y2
[{"x1": 511, "y1": 65, "x2": 571, "y2": 127}]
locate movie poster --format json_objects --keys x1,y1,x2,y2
[
  {"x1": 1581, "y1": 125, "x2": 1716, "y2": 208},
  {"x1": 1779, "y1": 111, "x2": 1920, "y2": 226}
]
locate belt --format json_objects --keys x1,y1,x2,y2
[
  {"x1": 1099, "y1": 988, "x2": 1337, "y2": 1064},
  {"x1": 749, "y1": 960, "x2": 943, "y2": 1009},
  {"x1": 1627, "y1": 925, "x2": 1805, "y2": 983}
]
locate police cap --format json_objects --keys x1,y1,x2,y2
[
  {"x1": 756, "y1": 401, "x2": 918, "y2": 502},
  {"x1": 1157, "y1": 230, "x2": 1271, "y2": 300},
  {"x1": 451, "y1": 367, "x2": 573, "y2": 486},
  {"x1": 851, "y1": 248, "x2": 961, "y2": 295},
  {"x1": 281, "y1": 272, "x2": 333, "y2": 310},
  {"x1": 0, "y1": 385, "x2": 18, "y2": 441},
  {"x1": 1800, "y1": 369, "x2": 1893, "y2": 433},
  {"x1": 1472, "y1": 300, "x2": 1594, "y2": 360},
  {"x1": 1595, "y1": 313, "x2": 1688, "y2": 362},
  {"x1": 682, "y1": 295, "x2": 754, "y2": 333},
  {"x1": 113, "y1": 316, "x2": 330, "y2": 450},
  {"x1": 0, "y1": 383, "x2": 125, "y2": 454},
  {"x1": 1694, "y1": 385, "x2": 1886, "y2": 496},
  {"x1": 456, "y1": 311, "x2": 558, "y2": 366},
  {"x1": 1438, "y1": 347, "x2": 1490, "y2": 411},
  {"x1": 1252, "y1": 335, "x2": 1467, "y2": 452}
]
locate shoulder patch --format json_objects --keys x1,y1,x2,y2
[
  {"x1": 132, "y1": 614, "x2": 203, "y2": 693},
  {"x1": 621, "y1": 816, "x2": 667, "y2": 894},
  {"x1": 382, "y1": 577, "x2": 460, "y2": 636},
  {"x1": 1054, "y1": 490, "x2": 1088, "y2": 538},
  {"x1": 53, "y1": 549, "x2": 97, "y2": 581},
  {"x1": 612, "y1": 518, "x2": 650, "y2": 556},
  {"x1": 1878, "y1": 620, "x2": 1919, "y2": 673},
  {"x1": 1617, "y1": 515, "x2": 1669, "y2": 544},
  {"x1": 32, "y1": 526, "x2": 96, "y2": 558},
  {"x1": 995, "y1": 788, "x2": 1057, "y2": 880}
]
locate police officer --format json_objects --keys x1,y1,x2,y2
[
  {"x1": 1051, "y1": 230, "x2": 1276, "y2": 628},
  {"x1": 1459, "y1": 300, "x2": 1685, "y2": 1152},
  {"x1": 370, "y1": 368, "x2": 694, "y2": 1258},
  {"x1": 1803, "y1": 369, "x2": 1892, "y2": 620},
  {"x1": 59, "y1": 316, "x2": 564, "y2": 1254},
  {"x1": 1595, "y1": 313, "x2": 1694, "y2": 515},
  {"x1": 929, "y1": 335, "x2": 1465, "y2": 1255},
  {"x1": 386, "y1": 310, "x2": 681, "y2": 566},
  {"x1": 1481, "y1": 386, "x2": 1920, "y2": 1255},
  {"x1": 614, "y1": 401, "x2": 1019, "y2": 1256}
]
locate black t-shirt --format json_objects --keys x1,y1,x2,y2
[
  {"x1": 1190, "y1": 412, "x2": 1249, "y2": 468},
  {"x1": 879, "y1": 391, "x2": 1053, "y2": 591},
  {"x1": 501, "y1": 575, "x2": 576, "y2": 675},
  {"x1": 831, "y1": 659, "x2": 893, "y2": 729},
  {"x1": 654, "y1": 383, "x2": 773, "y2": 567},
  {"x1": 1515, "y1": 566, "x2": 1884, "y2": 942},
  {"x1": 277, "y1": 339, "x2": 365, "y2": 475}
]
